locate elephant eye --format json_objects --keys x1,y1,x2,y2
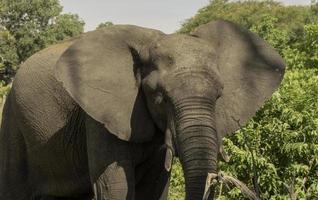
[
  {"x1": 155, "y1": 93, "x2": 164, "y2": 104},
  {"x1": 151, "y1": 56, "x2": 159, "y2": 64}
]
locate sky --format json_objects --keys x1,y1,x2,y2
[{"x1": 60, "y1": 0, "x2": 312, "y2": 33}]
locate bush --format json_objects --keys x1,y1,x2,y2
[
  {"x1": 0, "y1": 82, "x2": 11, "y2": 123},
  {"x1": 0, "y1": 81, "x2": 10, "y2": 98},
  {"x1": 169, "y1": 159, "x2": 185, "y2": 199},
  {"x1": 220, "y1": 69, "x2": 318, "y2": 199},
  {"x1": 283, "y1": 24, "x2": 318, "y2": 69}
]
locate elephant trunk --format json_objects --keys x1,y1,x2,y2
[{"x1": 174, "y1": 97, "x2": 218, "y2": 200}]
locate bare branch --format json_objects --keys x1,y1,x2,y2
[
  {"x1": 219, "y1": 173, "x2": 261, "y2": 200},
  {"x1": 283, "y1": 174, "x2": 296, "y2": 200}
]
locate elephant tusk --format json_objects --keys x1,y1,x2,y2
[
  {"x1": 202, "y1": 172, "x2": 218, "y2": 200},
  {"x1": 165, "y1": 148, "x2": 173, "y2": 171},
  {"x1": 93, "y1": 182, "x2": 102, "y2": 200},
  {"x1": 164, "y1": 121, "x2": 175, "y2": 172}
]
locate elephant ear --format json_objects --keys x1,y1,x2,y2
[
  {"x1": 191, "y1": 20, "x2": 285, "y2": 139},
  {"x1": 55, "y1": 25, "x2": 164, "y2": 142}
]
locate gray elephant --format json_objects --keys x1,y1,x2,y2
[{"x1": 0, "y1": 20, "x2": 285, "y2": 200}]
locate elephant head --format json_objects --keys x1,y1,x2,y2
[{"x1": 55, "y1": 20, "x2": 285, "y2": 199}]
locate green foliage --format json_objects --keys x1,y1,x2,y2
[
  {"x1": 0, "y1": 0, "x2": 85, "y2": 65},
  {"x1": 0, "y1": 0, "x2": 61, "y2": 61},
  {"x1": 248, "y1": 13, "x2": 318, "y2": 70},
  {"x1": 219, "y1": 68, "x2": 318, "y2": 199},
  {"x1": 179, "y1": 0, "x2": 314, "y2": 34},
  {"x1": 283, "y1": 24, "x2": 318, "y2": 69},
  {"x1": 0, "y1": 28, "x2": 18, "y2": 70},
  {"x1": 169, "y1": 159, "x2": 185, "y2": 200},
  {"x1": 0, "y1": 80, "x2": 9, "y2": 98},
  {"x1": 96, "y1": 21, "x2": 114, "y2": 29},
  {"x1": 0, "y1": 80, "x2": 10, "y2": 115},
  {"x1": 0, "y1": 81, "x2": 10, "y2": 124},
  {"x1": 249, "y1": 15, "x2": 289, "y2": 55},
  {"x1": 44, "y1": 14, "x2": 84, "y2": 43},
  {"x1": 0, "y1": 28, "x2": 18, "y2": 83}
]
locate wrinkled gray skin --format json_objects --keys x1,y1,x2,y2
[{"x1": 0, "y1": 20, "x2": 285, "y2": 200}]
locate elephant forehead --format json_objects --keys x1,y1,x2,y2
[{"x1": 153, "y1": 34, "x2": 216, "y2": 58}]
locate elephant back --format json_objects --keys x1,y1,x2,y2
[{"x1": 11, "y1": 40, "x2": 79, "y2": 146}]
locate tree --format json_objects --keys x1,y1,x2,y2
[
  {"x1": 0, "y1": 0, "x2": 85, "y2": 63},
  {"x1": 179, "y1": 0, "x2": 314, "y2": 34},
  {"x1": 44, "y1": 14, "x2": 85, "y2": 42},
  {"x1": 250, "y1": 15, "x2": 289, "y2": 55}
]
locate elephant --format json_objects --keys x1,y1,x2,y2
[{"x1": 0, "y1": 20, "x2": 285, "y2": 200}]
